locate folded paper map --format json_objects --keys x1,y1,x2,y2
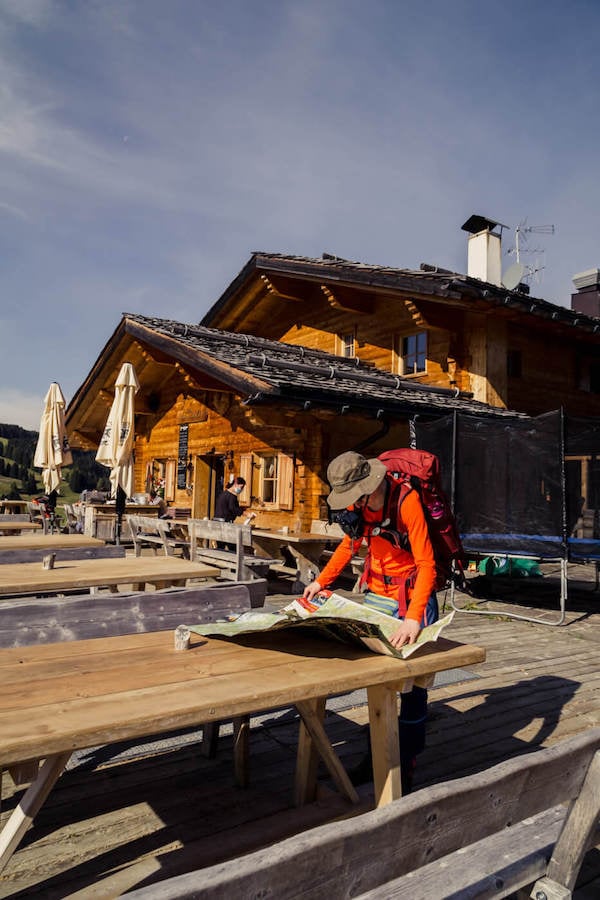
[{"x1": 186, "y1": 592, "x2": 454, "y2": 659}]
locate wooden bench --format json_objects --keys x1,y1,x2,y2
[
  {"x1": 0, "y1": 583, "x2": 252, "y2": 648},
  {"x1": 121, "y1": 728, "x2": 600, "y2": 900},
  {"x1": 188, "y1": 519, "x2": 277, "y2": 583},
  {"x1": 128, "y1": 515, "x2": 191, "y2": 558}
]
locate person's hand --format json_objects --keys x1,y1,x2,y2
[
  {"x1": 303, "y1": 580, "x2": 322, "y2": 601},
  {"x1": 389, "y1": 618, "x2": 421, "y2": 648}
]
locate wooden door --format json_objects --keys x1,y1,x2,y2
[
  {"x1": 192, "y1": 454, "x2": 225, "y2": 519},
  {"x1": 192, "y1": 457, "x2": 211, "y2": 519}
]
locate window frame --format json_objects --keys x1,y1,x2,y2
[
  {"x1": 396, "y1": 331, "x2": 427, "y2": 376},
  {"x1": 337, "y1": 329, "x2": 356, "y2": 359},
  {"x1": 239, "y1": 451, "x2": 294, "y2": 510}
]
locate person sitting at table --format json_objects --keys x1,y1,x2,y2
[
  {"x1": 303, "y1": 450, "x2": 438, "y2": 793},
  {"x1": 148, "y1": 490, "x2": 169, "y2": 518}
]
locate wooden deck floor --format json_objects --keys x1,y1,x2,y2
[{"x1": 1, "y1": 563, "x2": 599, "y2": 898}]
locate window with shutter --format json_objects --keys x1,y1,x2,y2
[
  {"x1": 238, "y1": 453, "x2": 253, "y2": 505},
  {"x1": 277, "y1": 453, "x2": 294, "y2": 510}
]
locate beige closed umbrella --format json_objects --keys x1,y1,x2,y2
[
  {"x1": 34, "y1": 382, "x2": 73, "y2": 529},
  {"x1": 96, "y1": 362, "x2": 140, "y2": 543}
]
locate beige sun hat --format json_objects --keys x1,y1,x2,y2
[{"x1": 326, "y1": 451, "x2": 387, "y2": 509}]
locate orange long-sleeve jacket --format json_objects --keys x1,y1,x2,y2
[{"x1": 318, "y1": 485, "x2": 436, "y2": 623}]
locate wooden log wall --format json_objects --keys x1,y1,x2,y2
[
  {"x1": 132, "y1": 367, "x2": 414, "y2": 533},
  {"x1": 279, "y1": 293, "x2": 480, "y2": 400},
  {"x1": 133, "y1": 375, "x2": 331, "y2": 532},
  {"x1": 278, "y1": 289, "x2": 600, "y2": 418},
  {"x1": 506, "y1": 322, "x2": 600, "y2": 418}
]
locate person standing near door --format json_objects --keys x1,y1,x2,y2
[{"x1": 214, "y1": 476, "x2": 247, "y2": 522}]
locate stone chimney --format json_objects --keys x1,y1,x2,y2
[
  {"x1": 571, "y1": 269, "x2": 600, "y2": 317},
  {"x1": 461, "y1": 214, "x2": 507, "y2": 287}
]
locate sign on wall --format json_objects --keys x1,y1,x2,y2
[{"x1": 177, "y1": 424, "x2": 189, "y2": 489}]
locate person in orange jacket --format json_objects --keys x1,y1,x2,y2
[{"x1": 303, "y1": 450, "x2": 439, "y2": 791}]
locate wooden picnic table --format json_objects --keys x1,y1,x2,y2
[
  {"x1": 0, "y1": 629, "x2": 485, "y2": 872},
  {"x1": 252, "y1": 529, "x2": 343, "y2": 590},
  {"x1": 0, "y1": 521, "x2": 41, "y2": 534},
  {"x1": 0, "y1": 500, "x2": 30, "y2": 515},
  {"x1": 0, "y1": 533, "x2": 103, "y2": 551},
  {"x1": 0, "y1": 555, "x2": 219, "y2": 597}
]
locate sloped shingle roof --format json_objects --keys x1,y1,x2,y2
[
  {"x1": 127, "y1": 313, "x2": 525, "y2": 420},
  {"x1": 203, "y1": 251, "x2": 600, "y2": 336}
]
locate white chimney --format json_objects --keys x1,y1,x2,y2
[{"x1": 461, "y1": 214, "x2": 507, "y2": 287}]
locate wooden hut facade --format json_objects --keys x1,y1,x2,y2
[
  {"x1": 65, "y1": 314, "x2": 516, "y2": 530},
  {"x1": 65, "y1": 250, "x2": 600, "y2": 528}
]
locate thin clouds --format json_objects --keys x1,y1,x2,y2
[
  {"x1": 0, "y1": 388, "x2": 45, "y2": 431},
  {"x1": 0, "y1": 0, "x2": 600, "y2": 428}
]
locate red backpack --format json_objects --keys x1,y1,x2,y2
[{"x1": 377, "y1": 448, "x2": 466, "y2": 591}]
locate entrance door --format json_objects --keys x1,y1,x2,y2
[{"x1": 191, "y1": 453, "x2": 226, "y2": 519}]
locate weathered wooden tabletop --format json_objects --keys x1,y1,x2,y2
[
  {"x1": 0, "y1": 555, "x2": 219, "y2": 596},
  {"x1": 0, "y1": 521, "x2": 41, "y2": 534},
  {"x1": 0, "y1": 628, "x2": 484, "y2": 876},
  {"x1": 0, "y1": 533, "x2": 104, "y2": 550},
  {"x1": 0, "y1": 630, "x2": 483, "y2": 768}
]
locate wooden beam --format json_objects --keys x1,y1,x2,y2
[
  {"x1": 260, "y1": 274, "x2": 303, "y2": 301},
  {"x1": 404, "y1": 297, "x2": 428, "y2": 329},
  {"x1": 97, "y1": 389, "x2": 114, "y2": 406},
  {"x1": 320, "y1": 284, "x2": 372, "y2": 314},
  {"x1": 69, "y1": 429, "x2": 100, "y2": 451}
]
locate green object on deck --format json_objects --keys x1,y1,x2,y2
[{"x1": 478, "y1": 556, "x2": 542, "y2": 577}]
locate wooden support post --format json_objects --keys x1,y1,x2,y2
[
  {"x1": 200, "y1": 722, "x2": 220, "y2": 759},
  {"x1": 295, "y1": 698, "x2": 359, "y2": 806},
  {"x1": 233, "y1": 715, "x2": 250, "y2": 788},
  {"x1": 234, "y1": 529, "x2": 244, "y2": 581},
  {"x1": 367, "y1": 683, "x2": 401, "y2": 806},
  {"x1": 0, "y1": 751, "x2": 71, "y2": 874},
  {"x1": 530, "y1": 749, "x2": 600, "y2": 900}
]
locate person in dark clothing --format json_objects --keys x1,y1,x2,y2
[{"x1": 214, "y1": 477, "x2": 246, "y2": 522}]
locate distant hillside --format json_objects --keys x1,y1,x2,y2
[
  {"x1": 0, "y1": 423, "x2": 38, "y2": 441},
  {"x1": 0, "y1": 422, "x2": 109, "y2": 499}
]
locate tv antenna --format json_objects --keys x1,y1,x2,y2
[{"x1": 505, "y1": 219, "x2": 555, "y2": 287}]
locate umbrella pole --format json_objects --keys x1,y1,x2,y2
[
  {"x1": 115, "y1": 486, "x2": 127, "y2": 545},
  {"x1": 47, "y1": 490, "x2": 58, "y2": 534}
]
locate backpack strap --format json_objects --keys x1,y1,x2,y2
[{"x1": 359, "y1": 477, "x2": 416, "y2": 613}]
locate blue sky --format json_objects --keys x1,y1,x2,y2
[{"x1": 1, "y1": 0, "x2": 600, "y2": 429}]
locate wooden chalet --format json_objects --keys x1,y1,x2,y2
[
  {"x1": 202, "y1": 249, "x2": 600, "y2": 418},
  {"x1": 66, "y1": 237, "x2": 600, "y2": 529},
  {"x1": 65, "y1": 313, "x2": 516, "y2": 530}
]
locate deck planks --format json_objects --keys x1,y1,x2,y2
[{"x1": 1, "y1": 566, "x2": 599, "y2": 898}]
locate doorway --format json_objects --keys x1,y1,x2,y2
[{"x1": 191, "y1": 452, "x2": 227, "y2": 519}]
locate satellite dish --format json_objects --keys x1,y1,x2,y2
[{"x1": 502, "y1": 262, "x2": 526, "y2": 291}]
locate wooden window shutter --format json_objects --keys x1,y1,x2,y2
[
  {"x1": 277, "y1": 453, "x2": 294, "y2": 510},
  {"x1": 239, "y1": 453, "x2": 253, "y2": 505},
  {"x1": 165, "y1": 459, "x2": 176, "y2": 502}
]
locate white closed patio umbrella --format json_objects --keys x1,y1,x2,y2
[
  {"x1": 96, "y1": 362, "x2": 140, "y2": 543},
  {"x1": 34, "y1": 382, "x2": 73, "y2": 529}
]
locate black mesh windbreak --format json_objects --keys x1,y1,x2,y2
[
  {"x1": 565, "y1": 415, "x2": 600, "y2": 538},
  {"x1": 411, "y1": 413, "x2": 456, "y2": 500},
  {"x1": 415, "y1": 411, "x2": 565, "y2": 556},
  {"x1": 565, "y1": 415, "x2": 600, "y2": 454}
]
